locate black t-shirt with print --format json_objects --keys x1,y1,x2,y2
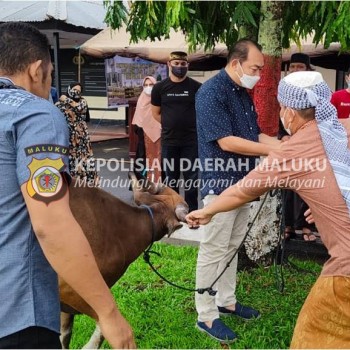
[{"x1": 151, "y1": 77, "x2": 201, "y2": 146}]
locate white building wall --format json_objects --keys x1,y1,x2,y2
[{"x1": 86, "y1": 66, "x2": 336, "y2": 122}]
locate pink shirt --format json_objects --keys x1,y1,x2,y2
[{"x1": 239, "y1": 119, "x2": 350, "y2": 276}]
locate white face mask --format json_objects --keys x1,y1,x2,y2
[
  {"x1": 143, "y1": 86, "x2": 153, "y2": 95},
  {"x1": 280, "y1": 108, "x2": 292, "y2": 135},
  {"x1": 237, "y1": 61, "x2": 260, "y2": 89}
]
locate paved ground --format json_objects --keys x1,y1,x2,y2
[{"x1": 89, "y1": 122, "x2": 128, "y2": 143}]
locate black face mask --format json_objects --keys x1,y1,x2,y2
[
  {"x1": 67, "y1": 88, "x2": 81, "y2": 102},
  {"x1": 171, "y1": 66, "x2": 188, "y2": 79}
]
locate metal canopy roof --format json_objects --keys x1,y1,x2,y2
[
  {"x1": 80, "y1": 27, "x2": 350, "y2": 72},
  {"x1": 0, "y1": 0, "x2": 107, "y2": 48},
  {"x1": 0, "y1": 0, "x2": 107, "y2": 94}
]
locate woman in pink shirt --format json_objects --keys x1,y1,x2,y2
[{"x1": 132, "y1": 76, "x2": 162, "y2": 182}]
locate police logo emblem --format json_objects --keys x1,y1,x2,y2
[{"x1": 27, "y1": 158, "x2": 68, "y2": 204}]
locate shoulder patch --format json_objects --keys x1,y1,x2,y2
[
  {"x1": 26, "y1": 157, "x2": 68, "y2": 204},
  {"x1": 25, "y1": 144, "x2": 68, "y2": 156}
]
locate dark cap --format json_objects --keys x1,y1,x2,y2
[
  {"x1": 169, "y1": 51, "x2": 188, "y2": 62},
  {"x1": 290, "y1": 53, "x2": 311, "y2": 68}
]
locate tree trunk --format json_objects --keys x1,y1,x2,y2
[
  {"x1": 243, "y1": 2, "x2": 285, "y2": 262},
  {"x1": 253, "y1": 1, "x2": 285, "y2": 136},
  {"x1": 238, "y1": 24, "x2": 259, "y2": 42}
]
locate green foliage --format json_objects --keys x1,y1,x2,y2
[
  {"x1": 104, "y1": 1, "x2": 261, "y2": 51},
  {"x1": 103, "y1": 0, "x2": 128, "y2": 29},
  {"x1": 292, "y1": 1, "x2": 339, "y2": 47},
  {"x1": 104, "y1": 1, "x2": 350, "y2": 52},
  {"x1": 280, "y1": 1, "x2": 303, "y2": 49},
  {"x1": 69, "y1": 243, "x2": 322, "y2": 349},
  {"x1": 283, "y1": 1, "x2": 350, "y2": 51}
]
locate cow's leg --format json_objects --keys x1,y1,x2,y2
[
  {"x1": 83, "y1": 323, "x2": 104, "y2": 349},
  {"x1": 60, "y1": 312, "x2": 74, "y2": 349}
]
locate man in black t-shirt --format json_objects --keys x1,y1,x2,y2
[{"x1": 151, "y1": 51, "x2": 201, "y2": 212}]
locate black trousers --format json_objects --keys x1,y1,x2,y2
[
  {"x1": 134, "y1": 126, "x2": 146, "y2": 180},
  {"x1": 0, "y1": 326, "x2": 61, "y2": 349},
  {"x1": 161, "y1": 144, "x2": 199, "y2": 212},
  {"x1": 282, "y1": 189, "x2": 316, "y2": 231}
]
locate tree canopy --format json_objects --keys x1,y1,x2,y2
[
  {"x1": 103, "y1": 1, "x2": 350, "y2": 52},
  {"x1": 102, "y1": 0, "x2": 350, "y2": 136}
]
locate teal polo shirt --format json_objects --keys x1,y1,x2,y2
[{"x1": 0, "y1": 78, "x2": 69, "y2": 338}]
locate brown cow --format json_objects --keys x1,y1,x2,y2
[{"x1": 59, "y1": 173, "x2": 188, "y2": 348}]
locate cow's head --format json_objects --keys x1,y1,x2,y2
[{"x1": 129, "y1": 172, "x2": 189, "y2": 236}]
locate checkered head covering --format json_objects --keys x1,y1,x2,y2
[{"x1": 278, "y1": 71, "x2": 350, "y2": 216}]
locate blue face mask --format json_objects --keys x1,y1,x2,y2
[
  {"x1": 171, "y1": 66, "x2": 188, "y2": 78},
  {"x1": 347, "y1": 81, "x2": 350, "y2": 89}
]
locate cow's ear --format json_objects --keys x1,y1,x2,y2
[
  {"x1": 133, "y1": 191, "x2": 152, "y2": 205},
  {"x1": 154, "y1": 183, "x2": 166, "y2": 193},
  {"x1": 138, "y1": 178, "x2": 158, "y2": 194},
  {"x1": 129, "y1": 172, "x2": 159, "y2": 194}
]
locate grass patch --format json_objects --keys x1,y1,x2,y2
[{"x1": 70, "y1": 243, "x2": 322, "y2": 349}]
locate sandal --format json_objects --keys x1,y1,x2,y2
[
  {"x1": 284, "y1": 228, "x2": 297, "y2": 241},
  {"x1": 302, "y1": 231, "x2": 317, "y2": 242}
]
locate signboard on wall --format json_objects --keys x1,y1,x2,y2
[
  {"x1": 56, "y1": 49, "x2": 107, "y2": 97},
  {"x1": 105, "y1": 56, "x2": 168, "y2": 107}
]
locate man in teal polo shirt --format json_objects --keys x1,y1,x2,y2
[{"x1": 0, "y1": 22, "x2": 134, "y2": 349}]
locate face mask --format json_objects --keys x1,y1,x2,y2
[
  {"x1": 236, "y1": 61, "x2": 260, "y2": 89},
  {"x1": 171, "y1": 65, "x2": 188, "y2": 79},
  {"x1": 347, "y1": 81, "x2": 350, "y2": 89},
  {"x1": 68, "y1": 88, "x2": 81, "y2": 101},
  {"x1": 143, "y1": 86, "x2": 153, "y2": 95},
  {"x1": 280, "y1": 108, "x2": 292, "y2": 135}
]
